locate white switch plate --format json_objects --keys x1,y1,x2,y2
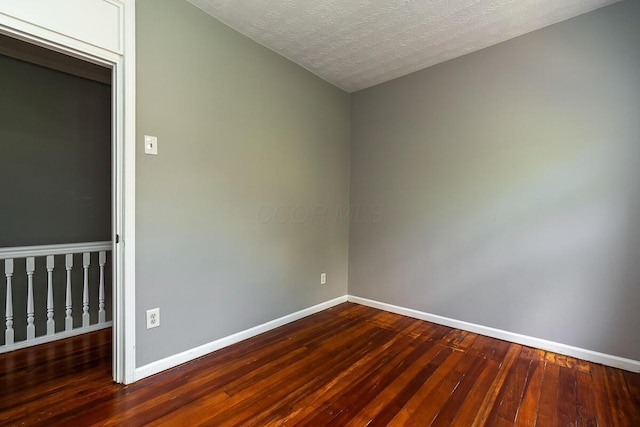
[
  {"x1": 144, "y1": 135, "x2": 158, "y2": 155},
  {"x1": 146, "y1": 308, "x2": 160, "y2": 329},
  {"x1": 320, "y1": 273, "x2": 326, "y2": 285}
]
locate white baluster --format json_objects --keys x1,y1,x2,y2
[
  {"x1": 5, "y1": 259, "x2": 14, "y2": 345},
  {"x1": 82, "y1": 252, "x2": 90, "y2": 327},
  {"x1": 98, "y1": 251, "x2": 106, "y2": 324},
  {"x1": 65, "y1": 254, "x2": 73, "y2": 331},
  {"x1": 26, "y1": 257, "x2": 35, "y2": 340},
  {"x1": 46, "y1": 255, "x2": 55, "y2": 335}
]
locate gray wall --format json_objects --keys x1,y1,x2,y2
[
  {"x1": 349, "y1": 0, "x2": 640, "y2": 361},
  {"x1": 136, "y1": 0, "x2": 350, "y2": 366},
  {"x1": 0, "y1": 54, "x2": 111, "y2": 247}
]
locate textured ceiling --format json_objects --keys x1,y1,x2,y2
[{"x1": 187, "y1": 0, "x2": 620, "y2": 92}]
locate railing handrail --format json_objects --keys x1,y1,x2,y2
[{"x1": 0, "y1": 241, "x2": 112, "y2": 260}]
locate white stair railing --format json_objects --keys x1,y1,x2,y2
[{"x1": 1, "y1": 241, "x2": 112, "y2": 353}]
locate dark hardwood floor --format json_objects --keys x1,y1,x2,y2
[{"x1": 1, "y1": 302, "x2": 639, "y2": 426}]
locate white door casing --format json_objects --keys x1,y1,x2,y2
[{"x1": 0, "y1": 0, "x2": 136, "y2": 384}]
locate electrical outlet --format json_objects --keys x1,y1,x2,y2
[
  {"x1": 320, "y1": 273, "x2": 326, "y2": 285},
  {"x1": 146, "y1": 308, "x2": 160, "y2": 329}
]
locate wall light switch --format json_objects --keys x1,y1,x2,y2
[
  {"x1": 320, "y1": 273, "x2": 326, "y2": 285},
  {"x1": 144, "y1": 135, "x2": 158, "y2": 155}
]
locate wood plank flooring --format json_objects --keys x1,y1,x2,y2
[{"x1": 1, "y1": 302, "x2": 639, "y2": 426}]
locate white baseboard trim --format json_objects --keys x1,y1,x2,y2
[
  {"x1": 134, "y1": 295, "x2": 348, "y2": 381},
  {"x1": 348, "y1": 295, "x2": 640, "y2": 373},
  {"x1": 134, "y1": 293, "x2": 639, "y2": 381}
]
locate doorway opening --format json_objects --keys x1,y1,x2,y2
[{"x1": 0, "y1": 33, "x2": 115, "y2": 378}]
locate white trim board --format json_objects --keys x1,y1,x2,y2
[
  {"x1": 348, "y1": 295, "x2": 640, "y2": 373},
  {"x1": 134, "y1": 295, "x2": 348, "y2": 381},
  {"x1": 135, "y1": 293, "x2": 639, "y2": 382},
  {"x1": 119, "y1": 0, "x2": 137, "y2": 386}
]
